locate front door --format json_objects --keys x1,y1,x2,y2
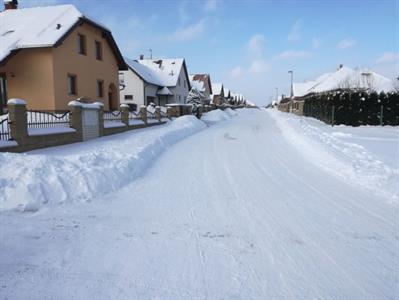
[{"x1": 0, "y1": 73, "x2": 7, "y2": 114}]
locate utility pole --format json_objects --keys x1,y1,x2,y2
[{"x1": 275, "y1": 87, "x2": 278, "y2": 103}]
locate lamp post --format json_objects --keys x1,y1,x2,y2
[
  {"x1": 288, "y1": 70, "x2": 293, "y2": 98},
  {"x1": 288, "y1": 70, "x2": 294, "y2": 112}
]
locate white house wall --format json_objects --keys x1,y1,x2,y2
[
  {"x1": 170, "y1": 67, "x2": 190, "y2": 104},
  {"x1": 119, "y1": 70, "x2": 145, "y2": 108}
]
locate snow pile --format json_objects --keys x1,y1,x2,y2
[
  {"x1": 201, "y1": 109, "x2": 232, "y2": 125},
  {"x1": 0, "y1": 116, "x2": 206, "y2": 211},
  {"x1": 224, "y1": 108, "x2": 238, "y2": 117},
  {"x1": 268, "y1": 110, "x2": 399, "y2": 202}
]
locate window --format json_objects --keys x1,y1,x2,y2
[
  {"x1": 97, "y1": 80, "x2": 104, "y2": 98},
  {"x1": 77, "y1": 33, "x2": 86, "y2": 55},
  {"x1": 67, "y1": 74, "x2": 77, "y2": 95},
  {"x1": 184, "y1": 80, "x2": 186, "y2": 88},
  {"x1": 124, "y1": 95, "x2": 133, "y2": 100},
  {"x1": 179, "y1": 95, "x2": 181, "y2": 101},
  {"x1": 178, "y1": 78, "x2": 181, "y2": 86},
  {"x1": 95, "y1": 41, "x2": 102, "y2": 60}
]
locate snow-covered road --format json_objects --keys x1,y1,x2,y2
[{"x1": 1, "y1": 109, "x2": 398, "y2": 299}]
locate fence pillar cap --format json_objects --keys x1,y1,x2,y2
[
  {"x1": 7, "y1": 98, "x2": 26, "y2": 106},
  {"x1": 68, "y1": 100, "x2": 82, "y2": 107},
  {"x1": 92, "y1": 101, "x2": 104, "y2": 108},
  {"x1": 120, "y1": 103, "x2": 129, "y2": 108},
  {"x1": 140, "y1": 105, "x2": 147, "y2": 109}
]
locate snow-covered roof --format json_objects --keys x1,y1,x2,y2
[
  {"x1": 0, "y1": 4, "x2": 126, "y2": 68},
  {"x1": 212, "y1": 83, "x2": 223, "y2": 95},
  {"x1": 126, "y1": 57, "x2": 189, "y2": 88},
  {"x1": 189, "y1": 76, "x2": 205, "y2": 92},
  {"x1": 294, "y1": 66, "x2": 395, "y2": 97},
  {"x1": 0, "y1": 5, "x2": 82, "y2": 62}
]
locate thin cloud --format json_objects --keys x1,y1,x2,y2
[
  {"x1": 230, "y1": 66, "x2": 244, "y2": 78},
  {"x1": 376, "y1": 52, "x2": 399, "y2": 64},
  {"x1": 249, "y1": 59, "x2": 270, "y2": 74},
  {"x1": 204, "y1": 0, "x2": 220, "y2": 11},
  {"x1": 337, "y1": 38, "x2": 357, "y2": 49},
  {"x1": 275, "y1": 50, "x2": 311, "y2": 60},
  {"x1": 170, "y1": 19, "x2": 205, "y2": 41},
  {"x1": 312, "y1": 38, "x2": 321, "y2": 49},
  {"x1": 287, "y1": 20, "x2": 302, "y2": 42},
  {"x1": 247, "y1": 34, "x2": 266, "y2": 58}
]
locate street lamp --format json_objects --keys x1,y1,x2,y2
[{"x1": 288, "y1": 70, "x2": 294, "y2": 98}]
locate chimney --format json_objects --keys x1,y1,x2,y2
[
  {"x1": 4, "y1": 0, "x2": 18, "y2": 10},
  {"x1": 139, "y1": 54, "x2": 144, "y2": 60}
]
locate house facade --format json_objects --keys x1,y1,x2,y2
[
  {"x1": 120, "y1": 57, "x2": 191, "y2": 109},
  {"x1": 0, "y1": 4, "x2": 126, "y2": 113},
  {"x1": 189, "y1": 74, "x2": 213, "y2": 105}
]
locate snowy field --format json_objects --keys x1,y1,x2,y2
[{"x1": 0, "y1": 108, "x2": 398, "y2": 299}]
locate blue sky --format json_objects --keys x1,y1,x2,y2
[{"x1": 20, "y1": 0, "x2": 399, "y2": 105}]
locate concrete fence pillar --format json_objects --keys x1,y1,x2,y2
[
  {"x1": 166, "y1": 107, "x2": 173, "y2": 119},
  {"x1": 155, "y1": 106, "x2": 161, "y2": 121},
  {"x1": 7, "y1": 99, "x2": 28, "y2": 144},
  {"x1": 120, "y1": 104, "x2": 130, "y2": 126},
  {"x1": 94, "y1": 102, "x2": 104, "y2": 136},
  {"x1": 140, "y1": 105, "x2": 147, "y2": 124},
  {"x1": 68, "y1": 101, "x2": 83, "y2": 141}
]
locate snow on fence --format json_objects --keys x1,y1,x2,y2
[{"x1": 302, "y1": 90, "x2": 399, "y2": 126}]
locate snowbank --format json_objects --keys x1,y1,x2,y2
[
  {"x1": 201, "y1": 109, "x2": 231, "y2": 125},
  {"x1": 224, "y1": 108, "x2": 238, "y2": 117},
  {"x1": 268, "y1": 110, "x2": 399, "y2": 202},
  {"x1": 0, "y1": 116, "x2": 206, "y2": 211}
]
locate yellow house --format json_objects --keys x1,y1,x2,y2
[{"x1": 0, "y1": 3, "x2": 127, "y2": 112}]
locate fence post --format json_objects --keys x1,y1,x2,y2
[
  {"x1": 155, "y1": 106, "x2": 161, "y2": 121},
  {"x1": 331, "y1": 105, "x2": 335, "y2": 127},
  {"x1": 120, "y1": 104, "x2": 130, "y2": 126},
  {"x1": 166, "y1": 107, "x2": 173, "y2": 119},
  {"x1": 68, "y1": 101, "x2": 83, "y2": 141},
  {"x1": 380, "y1": 105, "x2": 384, "y2": 126},
  {"x1": 140, "y1": 105, "x2": 147, "y2": 124},
  {"x1": 7, "y1": 99, "x2": 28, "y2": 145}
]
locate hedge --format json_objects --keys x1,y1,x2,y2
[{"x1": 303, "y1": 90, "x2": 399, "y2": 126}]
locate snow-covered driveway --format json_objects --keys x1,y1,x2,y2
[{"x1": 1, "y1": 109, "x2": 398, "y2": 299}]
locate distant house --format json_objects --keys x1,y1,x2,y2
[
  {"x1": 120, "y1": 57, "x2": 191, "y2": 110},
  {"x1": 293, "y1": 65, "x2": 395, "y2": 98},
  {"x1": 285, "y1": 65, "x2": 397, "y2": 116},
  {"x1": 211, "y1": 83, "x2": 224, "y2": 105},
  {"x1": 0, "y1": 3, "x2": 126, "y2": 113},
  {"x1": 189, "y1": 74, "x2": 213, "y2": 105}
]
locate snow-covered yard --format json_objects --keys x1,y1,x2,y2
[{"x1": 0, "y1": 109, "x2": 398, "y2": 299}]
